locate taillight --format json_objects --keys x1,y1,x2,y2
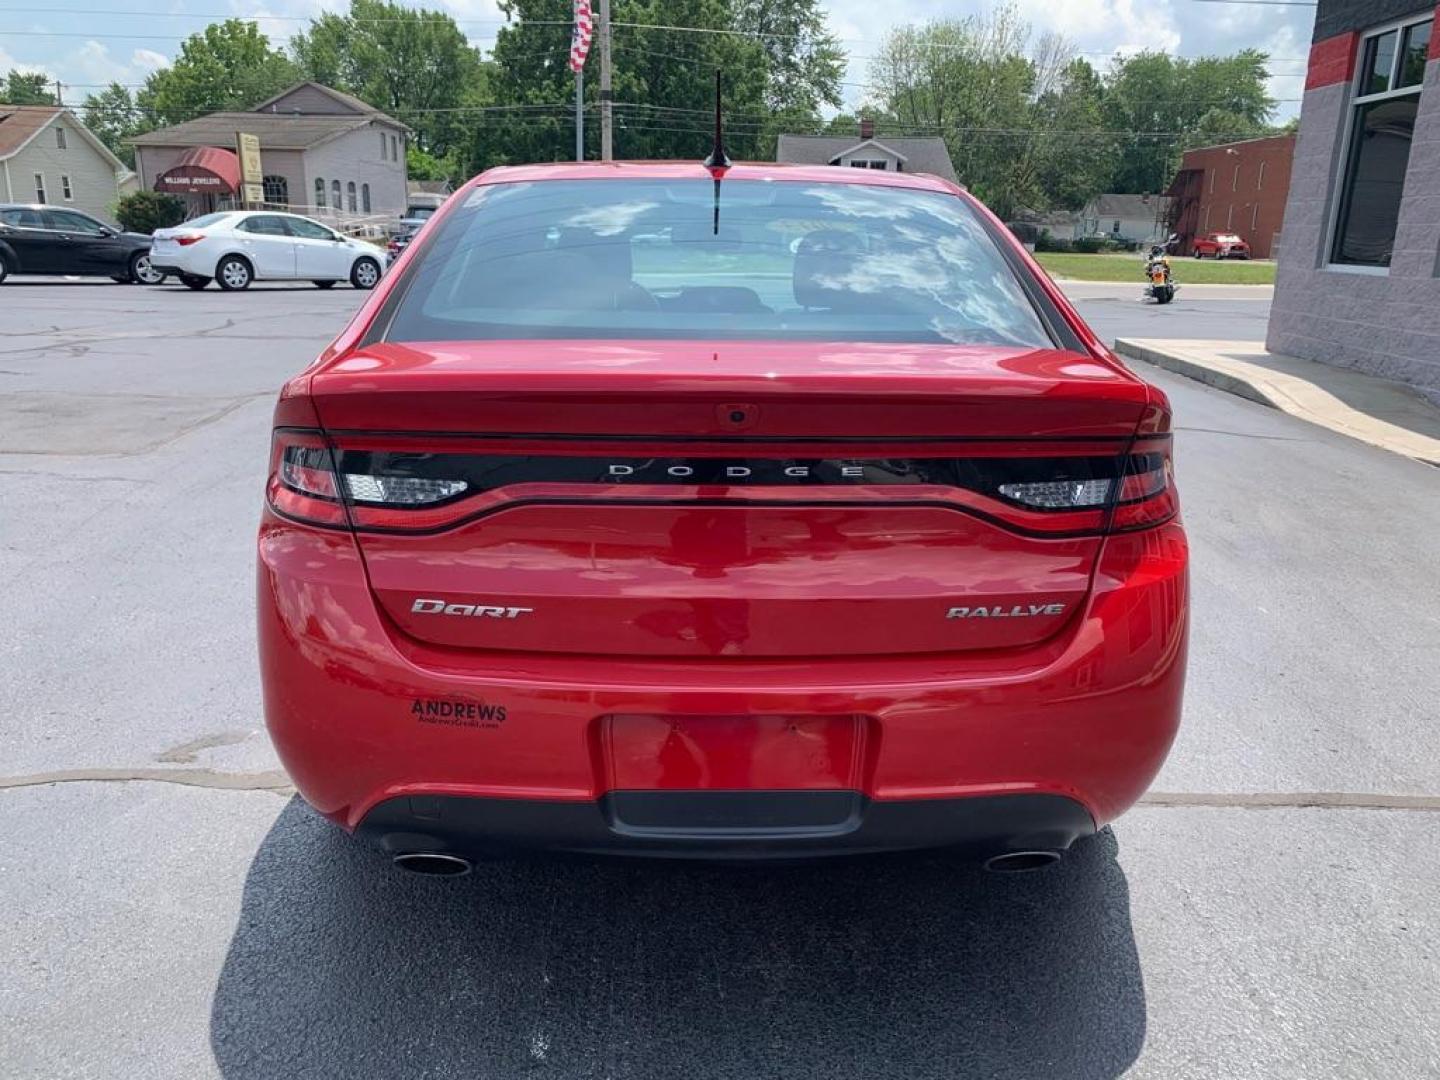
[
  {"x1": 266, "y1": 430, "x2": 347, "y2": 527},
  {"x1": 998, "y1": 478, "x2": 1112, "y2": 509},
  {"x1": 1110, "y1": 431, "x2": 1177, "y2": 531},
  {"x1": 266, "y1": 432, "x2": 1176, "y2": 535},
  {"x1": 174, "y1": 233, "x2": 206, "y2": 246},
  {"x1": 267, "y1": 430, "x2": 470, "y2": 528}
]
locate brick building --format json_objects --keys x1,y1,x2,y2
[
  {"x1": 1268, "y1": 2, "x2": 1440, "y2": 399},
  {"x1": 1167, "y1": 135, "x2": 1295, "y2": 259}
]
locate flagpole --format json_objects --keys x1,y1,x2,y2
[{"x1": 575, "y1": 69, "x2": 584, "y2": 162}]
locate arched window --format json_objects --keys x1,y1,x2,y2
[
  {"x1": 347, "y1": 182, "x2": 357, "y2": 212},
  {"x1": 361, "y1": 183, "x2": 371, "y2": 213},
  {"x1": 262, "y1": 175, "x2": 288, "y2": 206},
  {"x1": 331, "y1": 180, "x2": 341, "y2": 209},
  {"x1": 315, "y1": 178, "x2": 326, "y2": 208}
]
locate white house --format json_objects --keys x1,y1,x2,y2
[
  {"x1": 776, "y1": 119, "x2": 959, "y2": 183},
  {"x1": 0, "y1": 105, "x2": 131, "y2": 224},
  {"x1": 1076, "y1": 193, "x2": 1174, "y2": 246}
]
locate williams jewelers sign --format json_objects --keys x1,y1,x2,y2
[{"x1": 154, "y1": 146, "x2": 241, "y2": 194}]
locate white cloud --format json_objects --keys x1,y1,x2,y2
[
  {"x1": 132, "y1": 49, "x2": 170, "y2": 71},
  {"x1": 0, "y1": 43, "x2": 54, "y2": 79}
]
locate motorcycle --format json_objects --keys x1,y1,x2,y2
[{"x1": 1144, "y1": 235, "x2": 1179, "y2": 305}]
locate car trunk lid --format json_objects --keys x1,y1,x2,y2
[{"x1": 309, "y1": 340, "x2": 1148, "y2": 658}]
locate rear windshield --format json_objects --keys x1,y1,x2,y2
[
  {"x1": 184, "y1": 212, "x2": 233, "y2": 228},
  {"x1": 384, "y1": 179, "x2": 1051, "y2": 347}
]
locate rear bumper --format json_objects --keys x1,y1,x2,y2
[
  {"x1": 357, "y1": 791, "x2": 1096, "y2": 861},
  {"x1": 258, "y1": 514, "x2": 1188, "y2": 856}
]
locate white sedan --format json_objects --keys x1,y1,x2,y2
[{"x1": 150, "y1": 210, "x2": 387, "y2": 291}]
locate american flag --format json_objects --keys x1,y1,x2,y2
[{"x1": 569, "y1": 0, "x2": 594, "y2": 73}]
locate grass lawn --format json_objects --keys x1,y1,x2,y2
[{"x1": 1034, "y1": 251, "x2": 1277, "y2": 285}]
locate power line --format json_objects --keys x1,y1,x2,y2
[
  {"x1": 1183, "y1": 0, "x2": 1315, "y2": 6},
  {"x1": 0, "y1": 5, "x2": 532, "y2": 21}
]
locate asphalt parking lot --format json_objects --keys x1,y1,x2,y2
[{"x1": 2, "y1": 278, "x2": 1438, "y2": 1079}]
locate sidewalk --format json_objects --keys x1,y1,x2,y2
[{"x1": 1114, "y1": 338, "x2": 1440, "y2": 466}]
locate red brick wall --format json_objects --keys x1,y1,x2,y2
[
  {"x1": 1306, "y1": 31, "x2": 1360, "y2": 90},
  {"x1": 1175, "y1": 135, "x2": 1296, "y2": 260}
]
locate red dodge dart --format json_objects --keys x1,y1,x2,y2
[{"x1": 257, "y1": 161, "x2": 1188, "y2": 874}]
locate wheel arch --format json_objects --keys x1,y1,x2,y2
[{"x1": 214, "y1": 249, "x2": 254, "y2": 278}]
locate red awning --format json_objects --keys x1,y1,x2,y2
[{"x1": 154, "y1": 145, "x2": 241, "y2": 194}]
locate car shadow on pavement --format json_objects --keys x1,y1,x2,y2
[{"x1": 210, "y1": 798, "x2": 1145, "y2": 1080}]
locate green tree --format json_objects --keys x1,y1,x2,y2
[
  {"x1": 136, "y1": 20, "x2": 299, "y2": 126},
  {"x1": 1028, "y1": 59, "x2": 1117, "y2": 210},
  {"x1": 1, "y1": 70, "x2": 57, "y2": 105},
  {"x1": 291, "y1": 0, "x2": 488, "y2": 160},
  {"x1": 483, "y1": 0, "x2": 769, "y2": 168},
  {"x1": 407, "y1": 144, "x2": 459, "y2": 183},
  {"x1": 114, "y1": 190, "x2": 186, "y2": 233},
  {"x1": 81, "y1": 83, "x2": 147, "y2": 167},
  {"x1": 733, "y1": 0, "x2": 843, "y2": 116},
  {"x1": 1101, "y1": 49, "x2": 1275, "y2": 193},
  {"x1": 867, "y1": 7, "x2": 1041, "y2": 218}
]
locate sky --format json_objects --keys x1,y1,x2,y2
[{"x1": 0, "y1": 0, "x2": 1316, "y2": 120}]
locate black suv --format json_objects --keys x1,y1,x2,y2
[{"x1": 0, "y1": 204, "x2": 163, "y2": 285}]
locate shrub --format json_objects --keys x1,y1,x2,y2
[
  {"x1": 1007, "y1": 222, "x2": 1040, "y2": 245},
  {"x1": 1073, "y1": 236, "x2": 1108, "y2": 254},
  {"x1": 115, "y1": 191, "x2": 186, "y2": 235},
  {"x1": 1034, "y1": 231, "x2": 1073, "y2": 253}
]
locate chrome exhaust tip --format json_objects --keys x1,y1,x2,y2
[
  {"x1": 392, "y1": 852, "x2": 473, "y2": 877},
  {"x1": 984, "y1": 850, "x2": 1061, "y2": 873}
]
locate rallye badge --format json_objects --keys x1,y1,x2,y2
[{"x1": 948, "y1": 603, "x2": 1067, "y2": 619}]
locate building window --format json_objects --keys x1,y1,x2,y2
[
  {"x1": 315, "y1": 178, "x2": 326, "y2": 208},
  {"x1": 55, "y1": 126, "x2": 66, "y2": 150},
  {"x1": 33, "y1": 173, "x2": 46, "y2": 202},
  {"x1": 262, "y1": 175, "x2": 289, "y2": 205},
  {"x1": 381, "y1": 131, "x2": 388, "y2": 159},
  {"x1": 1232, "y1": 165, "x2": 1240, "y2": 191},
  {"x1": 1257, "y1": 161, "x2": 1267, "y2": 190},
  {"x1": 361, "y1": 183, "x2": 371, "y2": 212},
  {"x1": 390, "y1": 135, "x2": 398, "y2": 162},
  {"x1": 1251, "y1": 204, "x2": 1259, "y2": 233},
  {"x1": 1330, "y1": 16, "x2": 1432, "y2": 268},
  {"x1": 61, "y1": 175, "x2": 73, "y2": 200},
  {"x1": 1226, "y1": 206, "x2": 1234, "y2": 231},
  {"x1": 1208, "y1": 170, "x2": 1215, "y2": 194},
  {"x1": 347, "y1": 182, "x2": 357, "y2": 211},
  {"x1": 332, "y1": 180, "x2": 342, "y2": 209}
]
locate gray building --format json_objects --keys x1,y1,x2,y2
[
  {"x1": 1269, "y1": 2, "x2": 1440, "y2": 399},
  {"x1": 776, "y1": 120, "x2": 959, "y2": 183},
  {"x1": 130, "y1": 82, "x2": 410, "y2": 229},
  {"x1": 0, "y1": 105, "x2": 131, "y2": 224}
]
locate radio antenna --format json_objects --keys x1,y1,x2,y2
[
  {"x1": 703, "y1": 69, "x2": 730, "y2": 170},
  {"x1": 703, "y1": 70, "x2": 729, "y2": 235}
]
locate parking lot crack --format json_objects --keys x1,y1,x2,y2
[
  {"x1": 1174, "y1": 426, "x2": 1308, "y2": 442},
  {"x1": 0, "y1": 768, "x2": 294, "y2": 795},
  {"x1": 1141, "y1": 791, "x2": 1440, "y2": 812}
]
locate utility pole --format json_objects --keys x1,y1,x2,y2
[
  {"x1": 598, "y1": 0, "x2": 613, "y2": 161},
  {"x1": 575, "y1": 69, "x2": 584, "y2": 162},
  {"x1": 53, "y1": 79, "x2": 63, "y2": 107}
]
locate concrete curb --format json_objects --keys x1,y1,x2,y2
[{"x1": 1114, "y1": 338, "x2": 1440, "y2": 466}]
